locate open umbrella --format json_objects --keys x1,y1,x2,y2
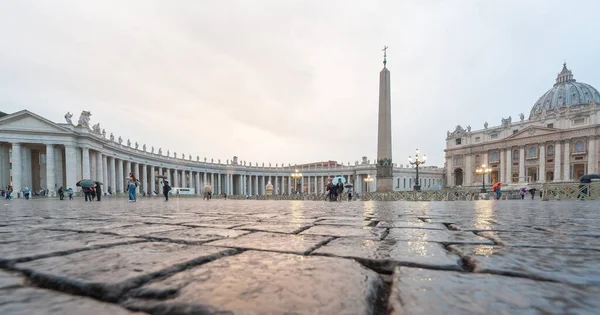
[
  {"x1": 579, "y1": 174, "x2": 600, "y2": 183},
  {"x1": 76, "y1": 179, "x2": 95, "y2": 188},
  {"x1": 332, "y1": 176, "x2": 346, "y2": 185},
  {"x1": 344, "y1": 184, "x2": 354, "y2": 188},
  {"x1": 94, "y1": 181, "x2": 103, "y2": 185},
  {"x1": 156, "y1": 175, "x2": 167, "y2": 179},
  {"x1": 492, "y1": 182, "x2": 502, "y2": 190}
]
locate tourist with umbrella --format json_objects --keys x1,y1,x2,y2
[
  {"x1": 95, "y1": 181, "x2": 103, "y2": 201},
  {"x1": 492, "y1": 182, "x2": 502, "y2": 200},
  {"x1": 519, "y1": 187, "x2": 527, "y2": 200},
  {"x1": 76, "y1": 179, "x2": 95, "y2": 201},
  {"x1": 162, "y1": 180, "x2": 171, "y2": 202}
]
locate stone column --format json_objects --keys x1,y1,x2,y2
[
  {"x1": 554, "y1": 141, "x2": 562, "y2": 181},
  {"x1": 44, "y1": 144, "x2": 56, "y2": 197},
  {"x1": 588, "y1": 136, "x2": 597, "y2": 174},
  {"x1": 142, "y1": 164, "x2": 148, "y2": 194},
  {"x1": 173, "y1": 169, "x2": 178, "y2": 187},
  {"x1": 11, "y1": 143, "x2": 22, "y2": 192},
  {"x1": 64, "y1": 145, "x2": 77, "y2": 192},
  {"x1": 255, "y1": 176, "x2": 259, "y2": 195},
  {"x1": 117, "y1": 159, "x2": 124, "y2": 192},
  {"x1": 125, "y1": 161, "x2": 131, "y2": 179},
  {"x1": 505, "y1": 149, "x2": 511, "y2": 183},
  {"x1": 301, "y1": 176, "x2": 305, "y2": 193},
  {"x1": 149, "y1": 165, "x2": 155, "y2": 195},
  {"x1": 465, "y1": 154, "x2": 472, "y2": 186},
  {"x1": 218, "y1": 174, "x2": 222, "y2": 195},
  {"x1": 539, "y1": 144, "x2": 546, "y2": 182},
  {"x1": 519, "y1": 147, "x2": 525, "y2": 183},
  {"x1": 499, "y1": 149, "x2": 505, "y2": 184},
  {"x1": 287, "y1": 176, "x2": 292, "y2": 194},
  {"x1": 446, "y1": 155, "x2": 453, "y2": 187},
  {"x1": 483, "y1": 152, "x2": 489, "y2": 184},
  {"x1": 563, "y1": 141, "x2": 571, "y2": 181},
  {"x1": 96, "y1": 152, "x2": 103, "y2": 188},
  {"x1": 82, "y1": 147, "x2": 91, "y2": 180},
  {"x1": 109, "y1": 157, "x2": 116, "y2": 194},
  {"x1": 102, "y1": 155, "x2": 108, "y2": 190}
]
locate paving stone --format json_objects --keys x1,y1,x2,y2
[
  {"x1": 375, "y1": 221, "x2": 446, "y2": 230},
  {"x1": 478, "y1": 231, "x2": 600, "y2": 249},
  {"x1": 101, "y1": 224, "x2": 189, "y2": 237},
  {"x1": 0, "y1": 270, "x2": 24, "y2": 288},
  {"x1": 143, "y1": 227, "x2": 251, "y2": 243},
  {"x1": 182, "y1": 220, "x2": 256, "y2": 229},
  {"x1": 15, "y1": 242, "x2": 237, "y2": 301},
  {"x1": 300, "y1": 225, "x2": 387, "y2": 240},
  {"x1": 0, "y1": 229, "x2": 78, "y2": 244},
  {"x1": 315, "y1": 218, "x2": 376, "y2": 226},
  {"x1": 0, "y1": 233, "x2": 143, "y2": 264},
  {"x1": 452, "y1": 244, "x2": 600, "y2": 286},
  {"x1": 388, "y1": 267, "x2": 600, "y2": 315},
  {"x1": 125, "y1": 251, "x2": 383, "y2": 315},
  {"x1": 313, "y1": 238, "x2": 461, "y2": 271},
  {"x1": 386, "y1": 228, "x2": 494, "y2": 244},
  {"x1": 205, "y1": 231, "x2": 332, "y2": 254},
  {"x1": 234, "y1": 223, "x2": 310, "y2": 234},
  {"x1": 0, "y1": 287, "x2": 142, "y2": 315},
  {"x1": 44, "y1": 221, "x2": 137, "y2": 233}
]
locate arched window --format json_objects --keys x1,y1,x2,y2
[
  {"x1": 513, "y1": 149, "x2": 519, "y2": 160},
  {"x1": 491, "y1": 151, "x2": 499, "y2": 162},
  {"x1": 475, "y1": 155, "x2": 481, "y2": 164},
  {"x1": 455, "y1": 156, "x2": 462, "y2": 166},
  {"x1": 575, "y1": 141, "x2": 585, "y2": 152},
  {"x1": 547, "y1": 145, "x2": 554, "y2": 156},
  {"x1": 529, "y1": 146, "x2": 536, "y2": 157}
]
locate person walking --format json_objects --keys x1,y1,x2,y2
[
  {"x1": 495, "y1": 185, "x2": 502, "y2": 200},
  {"x1": 58, "y1": 187, "x2": 65, "y2": 200},
  {"x1": 4, "y1": 186, "x2": 12, "y2": 200},
  {"x1": 162, "y1": 180, "x2": 171, "y2": 202},
  {"x1": 23, "y1": 187, "x2": 30, "y2": 200},
  {"x1": 326, "y1": 180, "x2": 335, "y2": 202},
  {"x1": 336, "y1": 179, "x2": 344, "y2": 201},
  {"x1": 95, "y1": 182, "x2": 102, "y2": 201},
  {"x1": 529, "y1": 188, "x2": 536, "y2": 200},
  {"x1": 67, "y1": 187, "x2": 73, "y2": 200},
  {"x1": 127, "y1": 173, "x2": 137, "y2": 202},
  {"x1": 348, "y1": 190, "x2": 353, "y2": 201}
]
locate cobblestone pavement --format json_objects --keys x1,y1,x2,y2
[{"x1": 1, "y1": 198, "x2": 600, "y2": 314}]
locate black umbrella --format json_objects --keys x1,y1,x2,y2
[
  {"x1": 579, "y1": 174, "x2": 600, "y2": 183},
  {"x1": 156, "y1": 175, "x2": 167, "y2": 179},
  {"x1": 344, "y1": 184, "x2": 354, "y2": 188}
]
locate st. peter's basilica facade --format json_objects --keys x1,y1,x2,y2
[{"x1": 445, "y1": 63, "x2": 600, "y2": 188}]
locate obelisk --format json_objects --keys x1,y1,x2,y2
[{"x1": 376, "y1": 46, "x2": 393, "y2": 191}]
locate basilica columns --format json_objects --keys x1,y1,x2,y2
[
  {"x1": 96, "y1": 152, "x2": 103, "y2": 188},
  {"x1": 554, "y1": 141, "x2": 562, "y2": 181},
  {"x1": 588, "y1": 136, "x2": 597, "y2": 174},
  {"x1": 563, "y1": 141, "x2": 570, "y2": 181},
  {"x1": 518, "y1": 146, "x2": 525, "y2": 183},
  {"x1": 539, "y1": 144, "x2": 546, "y2": 182},
  {"x1": 46, "y1": 144, "x2": 56, "y2": 196},
  {"x1": 109, "y1": 157, "x2": 116, "y2": 194},
  {"x1": 64, "y1": 145, "x2": 77, "y2": 191}
]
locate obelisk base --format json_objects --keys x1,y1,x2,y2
[{"x1": 376, "y1": 165, "x2": 393, "y2": 192}]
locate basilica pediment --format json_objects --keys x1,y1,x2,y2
[
  {"x1": 0, "y1": 110, "x2": 75, "y2": 135},
  {"x1": 503, "y1": 126, "x2": 558, "y2": 141}
]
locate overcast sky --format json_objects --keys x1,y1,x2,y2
[{"x1": 1, "y1": 0, "x2": 599, "y2": 167}]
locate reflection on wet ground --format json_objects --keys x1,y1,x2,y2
[{"x1": 1, "y1": 198, "x2": 599, "y2": 314}]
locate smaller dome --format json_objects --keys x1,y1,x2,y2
[{"x1": 529, "y1": 63, "x2": 600, "y2": 119}]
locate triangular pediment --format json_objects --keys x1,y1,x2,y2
[
  {"x1": 503, "y1": 125, "x2": 558, "y2": 140},
  {"x1": 0, "y1": 110, "x2": 76, "y2": 134}
]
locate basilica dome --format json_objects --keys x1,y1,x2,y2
[{"x1": 529, "y1": 63, "x2": 600, "y2": 119}]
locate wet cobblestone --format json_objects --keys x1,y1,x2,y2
[{"x1": 1, "y1": 198, "x2": 599, "y2": 314}]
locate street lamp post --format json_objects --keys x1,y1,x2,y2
[
  {"x1": 364, "y1": 175, "x2": 374, "y2": 192},
  {"x1": 290, "y1": 169, "x2": 303, "y2": 194},
  {"x1": 408, "y1": 149, "x2": 427, "y2": 191},
  {"x1": 475, "y1": 164, "x2": 492, "y2": 193}
]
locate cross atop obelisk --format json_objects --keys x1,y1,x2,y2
[
  {"x1": 382, "y1": 45, "x2": 388, "y2": 67},
  {"x1": 376, "y1": 46, "x2": 393, "y2": 191}
]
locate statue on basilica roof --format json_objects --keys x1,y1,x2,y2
[
  {"x1": 118, "y1": 136, "x2": 122, "y2": 144},
  {"x1": 92, "y1": 123, "x2": 101, "y2": 134},
  {"x1": 519, "y1": 113, "x2": 525, "y2": 121},
  {"x1": 484, "y1": 122, "x2": 488, "y2": 129},
  {"x1": 77, "y1": 111, "x2": 91, "y2": 128},
  {"x1": 64, "y1": 112, "x2": 73, "y2": 125}
]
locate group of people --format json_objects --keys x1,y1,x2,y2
[
  {"x1": 82, "y1": 183, "x2": 101, "y2": 201},
  {"x1": 326, "y1": 179, "x2": 352, "y2": 201}
]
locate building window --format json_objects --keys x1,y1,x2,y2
[
  {"x1": 475, "y1": 137, "x2": 481, "y2": 142},
  {"x1": 403, "y1": 178, "x2": 406, "y2": 189},
  {"x1": 528, "y1": 146, "x2": 536, "y2": 158},
  {"x1": 455, "y1": 156, "x2": 462, "y2": 166},
  {"x1": 491, "y1": 134, "x2": 498, "y2": 139},
  {"x1": 573, "y1": 118, "x2": 585, "y2": 126},
  {"x1": 455, "y1": 138, "x2": 462, "y2": 145},
  {"x1": 475, "y1": 155, "x2": 481, "y2": 164},
  {"x1": 547, "y1": 145, "x2": 554, "y2": 156},
  {"x1": 491, "y1": 151, "x2": 499, "y2": 162},
  {"x1": 575, "y1": 141, "x2": 585, "y2": 153},
  {"x1": 513, "y1": 149, "x2": 519, "y2": 160},
  {"x1": 547, "y1": 123, "x2": 554, "y2": 128},
  {"x1": 513, "y1": 130, "x2": 519, "y2": 134}
]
